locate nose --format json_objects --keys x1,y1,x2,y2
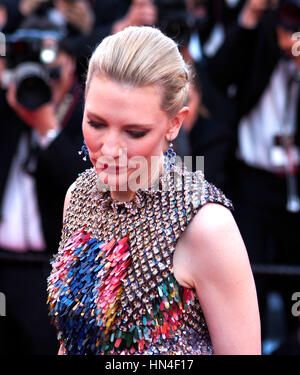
[{"x1": 100, "y1": 130, "x2": 123, "y2": 159}]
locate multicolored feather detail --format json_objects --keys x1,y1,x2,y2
[
  {"x1": 48, "y1": 227, "x2": 204, "y2": 354},
  {"x1": 47, "y1": 227, "x2": 131, "y2": 355},
  {"x1": 95, "y1": 236, "x2": 130, "y2": 335},
  {"x1": 104, "y1": 274, "x2": 196, "y2": 354}
]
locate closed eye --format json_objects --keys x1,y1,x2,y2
[
  {"x1": 87, "y1": 119, "x2": 105, "y2": 129},
  {"x1": 87, "y1": 120, "x2": 149, "y2": 139},
  {"x1": 127, "y1": 131, "x2": 148, "y2": 139}
]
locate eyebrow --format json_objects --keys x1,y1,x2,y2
[{"x1": 86, "y1": 111, "x2": 154, "y2": 128}]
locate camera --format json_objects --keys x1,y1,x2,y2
[
  {"x1": 155, "y1": 0, "x2": 195, "y2": 46},
  {"x1": 3, "y1": 18, "x2": 65, "y2": 110}
]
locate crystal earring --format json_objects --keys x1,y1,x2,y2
[
  {"x1": 163, "y1": 135, "x2": 176, "y2": 171},
  {"x1": 78, "y1": 140, "x2": 89, "y2": 161}
]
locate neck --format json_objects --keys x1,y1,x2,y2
[{"x1": 108, "y1": 155, "x2": 164, "y2": 202}]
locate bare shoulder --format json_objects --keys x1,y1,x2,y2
[
  {"x1": 65, "y1": 181, "x2": 77, "y2": 200},
  {"x1": 63, "y1": 168, "x2": 97, "y2": 221},
  {"x1": 63, "y1": 181, "x2": 77, "y2": 221},
  {"x1": 192, "y1": 201, "x2": 235, "y2": 231},
  {"x1": 190, "y1": 202, "x2": 241, "y2": 251},
  {"x1": 174, "y1": 202, "x2": 249, "y2": 288}
]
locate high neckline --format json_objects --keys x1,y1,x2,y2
[
  {"x1": 91, "y1": 167, "x2": 164, "y2": 215},
  {"x1": 90, "y1": 162, "x2": 190, "y2": 215}
]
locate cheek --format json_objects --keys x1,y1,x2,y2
[
  {"x1": 82, "y1": 121, "x2": 98, "y2": 153},
  {"x1": 128, "y1": 133, "x2": 164, "y2": 163}
]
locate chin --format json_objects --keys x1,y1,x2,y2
[
  {"x1": 97, "y1": 167, "x2": 149, "y2": 192},
  {"x1": 97, "y1": 173, "x2": 129, "y2": 192}
]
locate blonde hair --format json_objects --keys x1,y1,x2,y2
[{"x1": 85, "y1": 26, "x2": 191, "y2": 118}]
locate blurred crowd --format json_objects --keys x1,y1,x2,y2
[{"x1": 0, "y1": 0, "x2": 299, "y2": 355}]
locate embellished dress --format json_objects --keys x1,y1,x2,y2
[{"x1": 47, "y1": 164, "x2": 234, "y2": 355}]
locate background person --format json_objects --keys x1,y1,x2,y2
[
  {"x1": 0, "y1": 16, "x2": 91, "y2": 354},
  {"x1": 204, "y1": 0, "x2": 300, "y2": 352}
]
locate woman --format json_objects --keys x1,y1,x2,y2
[{"x1": 47, "y1": 26, "x2": 261, "y2": 355}]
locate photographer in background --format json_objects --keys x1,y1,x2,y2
[
  {"x1": 0, "y1": 0, "x2": 98, "y2": 85},
  {"x1": 183, "y1": 0, "x2": 246, "y2": 58},
  {"x1": 0, "y1": 16, "x2": 91, "y2": 354},
  {"x1": 55, "y1": 0, "x2": 157, "y2": 81},
  {"x1": 0, "y1": 0, "x2": 95, "y2": 33},
  {"x1": 205, "y1": 0, "x2": 300, "y2": 353}
]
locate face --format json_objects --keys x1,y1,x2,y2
[{"x1": 82, "y1": 75, "x2": 188, "y2": 192}]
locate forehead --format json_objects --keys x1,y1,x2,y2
[{"x1": 85, "y1": 75, "x2": 166, "y2": 123}]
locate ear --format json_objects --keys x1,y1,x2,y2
[{"x1": 166, "y1": 106, "x2": 189, "y2": 141}]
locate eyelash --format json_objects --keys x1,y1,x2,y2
[{"x1": 87, "y1": 120, "x2": 148, "y2": 139}]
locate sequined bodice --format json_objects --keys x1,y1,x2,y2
[{"x1": 47, "y1": 166, "x2": 234, "y2": 355}]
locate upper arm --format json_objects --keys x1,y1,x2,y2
[
  {"x1": 180, "y1": 203, "x2": 261, "y2": 355},
  {"x1": 62, "y1": 181, "x2": 76, "y2": 222}
]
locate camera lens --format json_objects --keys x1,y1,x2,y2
[{"x1": 14, "y1": 62, "x2": 52, "y2": 110}]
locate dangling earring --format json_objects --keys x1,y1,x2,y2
[
  {"x1": 78, "y1": 140, "x2": 89, "y2": 161},
  {"x1": 163, "y1": 135, "x2": 176, "y2": 171}
]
